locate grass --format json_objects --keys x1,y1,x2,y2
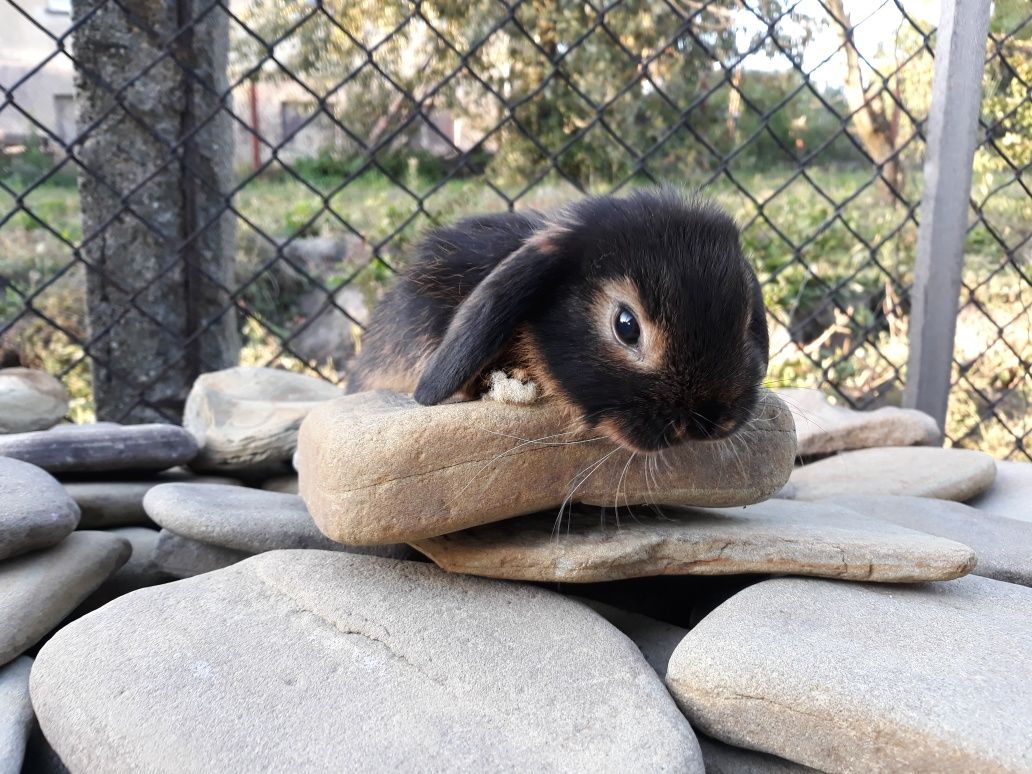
[{"x1": 1, "y1": 164, "x2": 1028, "y2": 459}]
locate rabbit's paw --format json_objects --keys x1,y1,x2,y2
[{"x1": 485, "y1": 370, "x2": 540, "y2": 405}]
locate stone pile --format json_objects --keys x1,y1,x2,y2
[{"x1": 1, "y1": 364, "x2": 1030, "y2": 773}]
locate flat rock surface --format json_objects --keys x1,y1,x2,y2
[
  {"x1": 831, "y1": 494, "x2": 1032, "y2": 586},
  {"x1": 70, "y1": 527, "x2": 170, "y2": 617},
  {"x1": 144, "y1": 483, "x2": 409, "y2": 559},
  {"x1": 778, "y1": 388, "x2": 938, "y2": 457},
  {"x1": 0, "y1": 458, "x2": 80, "y2": 561},
  {"x1": 413, "y1": 500, "x2": 976, "y2": 584},
  {"x1": 575, "y1": 599, "x2": 688, "y2": 678},
  {"x1": 666, "y1": 575, "x2": 1032, "y2": 773},
  {"x1": 0, "y1": 423, "x2": 197, "y2": 474},
  {"x1": 184, "y1": 366, "x2": 342, "y2": 472},
  {"x1": 697, "y1": 736, "x2": 821, "y2": 774},
  {"x1": 0, "y1": 368, "x2": 68, "y2": 434},
  {"x1": 299, "y1": 390, "x2": 796, "y2": 545},
  {"x1": 64, "y1": 474, "x2": 241, "y2": 529},
  {"x1": 966, "y1": 460, "x2": 1031, "y2": 523},
  {"x1": 31, "y1": 551, "x2": 704, "y2": 773},
  {"x1": 152, "y1": 530, "x2": 250, "y2": 579},
  {"x1": 0, "y1": 657, "x2": 34, "y2": 774},
  {"x1": 790, "y1": 446, "x2": 997, "y2": 502},
  {"x1": 0, "y1": 531, "x2": 130, "y2": 664}
]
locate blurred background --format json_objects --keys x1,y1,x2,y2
[{"x1": 0, "y1": 0, "x2": 1028, "y2": 458}]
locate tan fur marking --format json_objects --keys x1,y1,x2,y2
[{"x1": 592, "y1": 277, "x2": 667, "y2": 371}]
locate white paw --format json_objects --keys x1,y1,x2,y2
[{"x1": 485, "y1": 370, "x2": 540, "y2": 405}]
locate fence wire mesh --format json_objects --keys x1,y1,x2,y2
[{"x1": 0, "y1": 0, "x2": 1028, "y2": 459}]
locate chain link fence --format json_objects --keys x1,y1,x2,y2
[{"x1": 0, "y1": 0, "x2": 1028, "y2": 459}]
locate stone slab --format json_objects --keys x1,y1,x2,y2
[
  {"x1": 152, "y1": 530, "x2": 250, "y2": 579},
  {"x1": 0, "y1": 458, "x2": 80, "y2": 562},
  {"x1": 63, "y1": 474, "x2": 241, "y2": 529},
  {"x1": 966, "y1": 460, "x2": 1032, "y2": 523},
  {"x1": 298, "y1": 390, "x2": 796, "y2": 545},
  {"x1": 0, "y1": 656, "x2": 34, "y2": 774}
]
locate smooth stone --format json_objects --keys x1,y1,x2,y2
[
  {"x1": 0, "y1": 656, "x2": 33, "y2": 774},
  {"x1": 298, "y1": 390, "x2": 796, "y2": 545},
  {"x1": 830, "y1": 494, "x2": 1032, "y2": 586},
  {"x1": 152, "y1": 530, "x2": 250, "y2": 579},
  {"x1": 69, "y1": 528, "x2": 170, "y2": 617},
  {"x1": 665, "y1": 575, "x2": 1032, "y2": 773},
  {"x1": 412, "y1": 500, "x2": 976, "y2": 584},
  {"x1": 0, "y1": 531, "x2": 130, "y2": 664},
  {"x1": 184, "y1": 366, "x2": 342, "y2": 472},
  {"x1": 698, "y1": 736, "x2": 821, "y2": 773},
  {"x1": 63, "y1": 474, "x2": 241, "y2": 529},
  {"x1": 0, "y1": 369, "x2": 68, "y2": 434},
  {"x1": 575, "y1": 599, "x2": 688, "y2": 678},
  {"x1": 261, "y1": 475, "x2": 298, "y2": 494},
  {"x1": 31, "y1": 551, "x2": 704, "y2": 772},
  {"x1": 144, "y1": 483, "x2": 409, "y2": 559},
  {"x1": 778, "y1": 388, "x2": 939, "y2": 457},
  {"x1": 0, "y1": 458, "x2": 80, "y2": 561},
  {"x1": 966, "y1": 460, "x2": 1032, "y2": 523},
  {"x1": 790, "y1": 446, "x2": 997, "y2": 502},
  {"x1": 0, "y1": 423, "x2": 198, "y2": 474}
]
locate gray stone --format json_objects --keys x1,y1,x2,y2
[
  {"x1": 697, "y1": 736, "x2": 821, "y2": 774},
  {"x1": 0, "y1": 656, "x2": 33, "y2": 774},
  {"x1": 778, "y1": 387, "x2": 938, "y2": 457},
  {"x1": 144, "y1": 483, "x2": 408, "y2": 559},
  {"x1": 0, "y1": 458, "x2": 80, "y2": 561},
  {"x1": 575, "y1": 599, "x2": 688, "y2": 678},
  {"x1": 966, "y1": 460, "x2": 1032, "y2": 523},
  {"x1": 299, "y1": 390, "x2": 796, "y2": 545},
  {"x1": 184, "y1": 366, "x2": 342, "y2": 472},
  {"x1": 412, "y1": 500, "x2": 976, "y2": 584},
  {"x1": 0, "y1": 531, "x2": 130, "y2": 664},
  {"x1": 790, "y1": 446, "x2": 997, "y2": 502},
  {"x1": 0, "y1": 368, "x2": 68, "y2": 433},
  {"x1": 291, "y1": 287, "x2": 368, "y2": 368},
  {"x1": 0, "y1": 423, "x2": 198, "y2": 474},
  {"x1": 63, "y1": 474, "x2": 241, "y2": 529},
  {"x1": 830, "y1": 494, "x2": 1032, "y2": 586},
  {"x1": 666, "y1": 575, "x2": 1032, "y2": 773},
  {"x1": 31, "y1": 551, "x2": 704, "y2": 773},
  {"x1": 261, "y1": 475, "x2": 298, "y2": 494},
  {"x1": 70, "y1": 528, "x2": 170, "y2": 616},
  {"x1": 152, "y1": 530, "x2": 250, "y2": 579}
]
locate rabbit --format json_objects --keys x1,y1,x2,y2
[{"x1": 347, "y1": 187, "x2": 769, "y2": 452}]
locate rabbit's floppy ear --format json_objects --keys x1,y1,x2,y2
[{"x1": 414, "y1": 236, "x2": 567, "y2": 405}]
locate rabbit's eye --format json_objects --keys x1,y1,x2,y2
[{"x1": 614, "y1": 307, "x2": 641, "y2": 346}]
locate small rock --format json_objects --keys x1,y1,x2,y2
[
  {"x1": 0, "y1": 656, "x2": 34, "y2": 774},
  {"x1": 790, "y1": 446, "x2": 996, "y2": 502},
  {"x1": 665, "y1": 575, "x2": 1032, "y2": 773},
  {"x1": 966, "y1": 460, "x2": 1031, "y2": 523},
  {"x1": 184, "y1": 366, "x2": 342, "y2": 472},
  {"x1": 69, "y1": 528, "x2": 170, "y2": 617},
  {"x1": 0, "y1": 531, "x2": 130, "y2": 664},
  {"x1": 0, "y1": 423, "x2": 198, "y2": 474},
  {"x1": 777, "y1": 388, "x2": 938, "y2": 457},
  {"x1": 575, "y1": 599, "x2": 688, "y2": 678},
  {"x1": 152, "y1": 530, "x2": 250, "y2": 579},
  {"x1": 0, "y1": 368, "x2": 68, "y2": 434},
  {"x1": 298, "y1": 390, "x2": 796, "y2": 545},
  {"x1": 144, "y1": 483, "x2": 409, "y2": 559},
  {"x1": 31, "y1": 551, "x2": 704, "y2": 772},
  {"x1": 412, "y1": 500, "x2": 976, "y2": 584},
  {"x1": 697, "y1": 736, "x2": 821, "y2": 773},
  {"x1": 291, "y1": 287, "x2": 368, "y2": 368},
  {"x1": 0, "y1": 458, "x2": 80, "y2": 561},
  {"x1": 63, "y1": 474, "x2": 241, "y2": 529},
  {"x1": 830, "y1": 494, "x2": 1032, "y2": 586}
]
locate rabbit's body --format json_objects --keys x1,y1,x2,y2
[{"x1": 348, "y1": 188, "x2": 769, "y2": 452}]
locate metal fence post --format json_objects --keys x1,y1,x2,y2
[
  {"x1": 903, "y1": 0, "x2": 993, "y2": 433},
  {"x1": 73, "y1": 0, "x2": 238, "y2": 423}
]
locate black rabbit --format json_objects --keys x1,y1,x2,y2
[{"x1": 348, "y1": 187, "x2": 769, "y2": 452}]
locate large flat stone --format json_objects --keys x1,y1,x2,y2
[
  {"x1": 31, "y1": 551, "x2": 704, "y2": 773},
  {"x1": 0, "y1": 531, "x2": 130, "y2": 664},
  {"x1": 0, "y1": 657, "x2": 33, "y2": 774},
  {"x1": 298, "y1": 390, "x2": 796, "y2": 545},
  {"x1": 144, "y1": 483, "x2": 409, "y2": 559},
  {"x1": 0, "y1": 368, "x2": 68, "y2": 434},
  {"x1": 152, "y1": 530, "x2": 250, "y2": 579},
  {"x1": 413, "y1": 500, "x2": 976, "y2": 584},
  {"x1": 575, "y1": 599, "x2": 688, "y2": 678},
  {"x1": 184, "y1": 366, "x2": 342, "y2": 472},
  {"x1": 830, "y1": 494, "x2": 1032, "y2": 586},
  {"x1": 966, "y1": 460, "x2": 1032, "y2": 523},
  {"x1": 0, "y1": 458, "x2": 80, "y2": 561},
  {"x1": 70, "y1": 528, "x2": 170, "y2": 617},
  {"x1": 666, "y1": 575, "x2": 1032, "y2": 773},
  {"x1": 0, "y1": 423, "x2": 198, "y2": 474},
  {"x1": 790, "y1": 446, "x2": 996, "y2": 502},
  {"x1": 777, "y1": 388, "x2": 938, "y2": 457}
]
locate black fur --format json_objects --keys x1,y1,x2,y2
[{"x1": 348, "y1": 188, "x2": 769, "y2": 452}]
